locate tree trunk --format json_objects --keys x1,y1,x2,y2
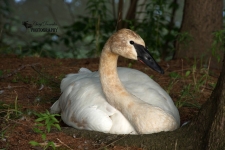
[
  {"x1": 117, "y1": 0, "x2": 138, "y2": 30},
  {"x1": 124, "y1": 0, "x2": 138, "y2": 28},
  {"x1": 205, "y1": 66, "x2": 225, "y2": 149},
  {"x1": 117, "y1": 0, "x2": 124, "y2": 30},
  {"x1": 174, "y1": 0, "x2": 223, "y2": 69}
]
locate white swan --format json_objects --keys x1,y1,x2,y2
[{"x1": 50, "y1": 29, "x2": 180, "y2": 134}]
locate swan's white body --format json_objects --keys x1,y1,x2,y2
[{"x1": 51, "y1": 29, "x2": 180, "y2": 134}]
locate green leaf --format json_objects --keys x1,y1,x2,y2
[
  {"x1": 35, "y1": 117, "x2": 45, "y2": 122},
  {"x1": 33, "y1": 127, "x2": 43, "y2": 134},
  {"x1": 169, "y1": 72, "x2": 180, "y2": 79},
  {"x1": 41, "y1": 133, "x2": 46, "y2": 140},
  {"x1": 45, "y1": 117, "x2": 50, "y2": 125},
  {"x1": 45, "y1": 110, "x2": 50, "y2": 114},
  {"x1": 185, "y1": 70, "x2": 191, "y2": 77},
  {"x1": 54, "y1": 114, "x2": 60, "y2": 117},
  {"x1": 36, "y1": 123, "x2": 44, "y2": 127},
  {"x1": 47, "y1": 141, "x2": 56, "y2": 150},
  {"x1": 47, "y1": 123, "x2": 51, "y2": 133},
  {"x1": 53, "y1": 124, "x2": 61, "y2": 130},
  {"x1": 52, "y1": 117, "x2": 59, "y2": 123},
  {"x1": 29, "y1": 141, "x2": 40, "y2": 146}
]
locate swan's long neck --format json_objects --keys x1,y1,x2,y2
[
  {"x1": 99, "y1": 43, "x2": 178, "y2": 134},
  {"x1": 99, "y1": 44, "x2": 142, "y2": 131},
  {"x1": 99, "y1": 48, "x2": 130, "y2": 109}
]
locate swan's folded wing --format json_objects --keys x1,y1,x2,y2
[
  {"x1": 117, "y1": 67, "x2": 180, "y2": 125},
  {"x1": 53, "y1": 76, "x2": 115, "y2": 132}
]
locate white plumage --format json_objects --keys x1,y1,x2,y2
[{"x1": 51, "y1": 29, "x2": 180, "y2": 134}]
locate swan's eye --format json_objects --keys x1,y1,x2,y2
[{"x1": 130, "y1": 41, "x2": 134, "y2": 45}]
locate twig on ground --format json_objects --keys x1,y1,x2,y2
[
  {"x1": 57, "y1": 138, "x2": 73, "y2": 150},
  {"x1": 1, "y1": 85, "x2": 27, "y2": 89},
  {"x1": 0, "y1": 63, "x2": 40, "y2": 79},
  {"x1": 38, "y1": 141, "x2": 60, "y2": 148}
]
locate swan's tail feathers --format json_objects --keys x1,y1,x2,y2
[
  {"x1": 50, "y1": 100, "x2": 61, "y2": 114},
  {"x1": 78, "y1": 68, "x2": 92, "y2": 74}
]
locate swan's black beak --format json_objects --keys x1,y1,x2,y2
[{"x1": 134, "y1": 43, "x2": 164, "y2": 74}]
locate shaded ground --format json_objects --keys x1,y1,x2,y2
[{"x1": 0, "y1": 54, "x2": 219, "y2": 149}]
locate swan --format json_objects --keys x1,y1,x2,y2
[{"x1": 50, "y1": 29, "x2": 180, "y2": 134}]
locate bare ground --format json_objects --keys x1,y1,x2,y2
[{"x1": 0, "y1": 54, "x2": 219, "y2": 149}]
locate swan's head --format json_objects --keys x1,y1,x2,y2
[{"x1": 109, "y1": 29, "x2": 164, "y2": 74}]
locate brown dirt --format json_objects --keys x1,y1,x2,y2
[{"x1": 0, "y1": 54, "x2": 219, "y2": 150}]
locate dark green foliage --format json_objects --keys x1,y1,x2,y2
[
  {"x1": 0, "y1": 0, "x2": 180, "y2": 60},
  {"x1": 210, "y1": 29, "x2": 225, "y2": 62},
  {"x1": 136, "y1": 0, "x2": 179, "y2": 60}
]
